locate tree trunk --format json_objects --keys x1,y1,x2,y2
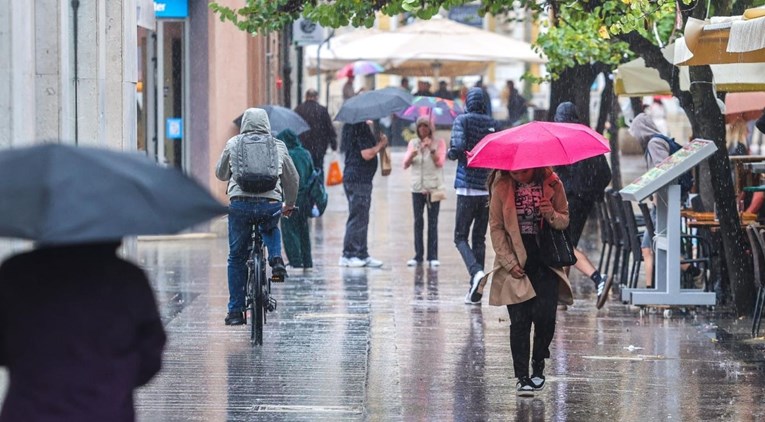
[
  {"x1": 688, "y1": 65, "x2": 754, "y2": 315},
  {"x1": 547, "y1": 64, "x2": 597, "y2": 123},
  {"x1": 609, "y1": 88, "x2": 622, "y2": 190}
]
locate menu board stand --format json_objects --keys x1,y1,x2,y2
[{"x1": 619, "y1": 139, "x2": 718, "y2": 306}]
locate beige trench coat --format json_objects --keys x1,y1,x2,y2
[{"x1": 487, "y1": 172, "x2": 574, "y2": 306}]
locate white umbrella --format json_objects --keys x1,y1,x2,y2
[{"x1": 306, "y1": 17, "x2": 545, "y2": 77}]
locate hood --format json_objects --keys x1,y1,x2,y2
[
  {"x1": 240, "y1": 108, "x2": 271, "y2": 135},
  {"x1": 277, "y1": 128, "x2": 301, "y2": 149},
  {"x1": 466, "y1": 87, "x2": 487, "y2": 115},
  {"x1": 554, "y1": 102, "x2": 579, "y2": 123},
  {"x1": 629, "y1": 113, "x2": 662, "y2": 151},
  {"x1": 415, "y1": 116, "x2": 435, "y2": 139}
]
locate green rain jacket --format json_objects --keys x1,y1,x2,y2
[{"x1": 277, "y1": 129, "x2": 315, "y2": 209}]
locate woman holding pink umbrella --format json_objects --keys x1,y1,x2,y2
[
  {"x1": 402, "y1": 116, "x2": 447, "y2": 267},
  {"x1": 485, "y1": 166, "x2": 573, "y2": 396}
]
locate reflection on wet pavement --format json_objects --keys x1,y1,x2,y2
[{"x1": 3, "y1": 153, "x2": 764, "y2": 419}]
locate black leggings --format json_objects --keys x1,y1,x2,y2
[{"x1": 506, "y1": 234, "x2": 559, "y2": 379}]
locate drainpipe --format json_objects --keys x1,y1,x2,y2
[{"x1": 71, "y1": 0, "x2": 80, "y2": 145}]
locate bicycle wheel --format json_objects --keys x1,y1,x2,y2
[{"x1": 253, "y1": 255, "x2": 265, "y2": 346}]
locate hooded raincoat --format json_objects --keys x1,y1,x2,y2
[
  {"x1": 277, "y1": 129, "x2": 315, "y2": 268},
  {"x1": 629, "y1": 113, "x2": 670, "y2": 169},
  {"x1": 215, "y1": 108, "x2": 299, "y2": 206},
  {"x1": 487, "y1": 171, "x2": 574, "y2": 306}
]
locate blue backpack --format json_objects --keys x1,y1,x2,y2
[{"x1": 647, "y1": 134, "x2": 694, "y2": 196}]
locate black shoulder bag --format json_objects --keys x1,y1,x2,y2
[{"x1": 538, "y1": 219, "x2": 577, "y2": 268}]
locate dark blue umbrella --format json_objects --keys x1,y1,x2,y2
[
  {"x1": 335, "y1": 88, "x2": 413, "y2": 124},
  {"x1": 0, "y1": 143, "x2": 227, "y2": 245},
  {"x1": 233, "y1": 105, "x2": 310, "y2": 136}
]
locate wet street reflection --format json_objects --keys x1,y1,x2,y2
[{"x1": 125, "y1": 153, "x2": 765, "y2": 420}]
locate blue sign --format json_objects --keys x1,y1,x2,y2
[
  {"x1": 166, "y1": 118, "x2": 183, "y2": 139},
  {"x1": 448, "y1": 5, "x2": 483, "y2": 28},
  {"x1": 154, "y1": 0, "x2": 188, "y2": 19}
]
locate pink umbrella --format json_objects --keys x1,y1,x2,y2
[
  {"x1": 467, "y1": 121, "x2": 610, "y2": 171},
  {"x1": 335, "y1": 60, "x2": 384, "y2": 79},
  {"x1": 724, "y1": 92, "x2": 765, "y2": 123}
]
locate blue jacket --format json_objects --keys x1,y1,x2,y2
[{"x1": 447, "y1": 87, "x2": 498, "y2": 190}]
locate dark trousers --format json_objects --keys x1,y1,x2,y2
[
  {"x1": 566, "y1": 195, "x2": 596, "y2": 248},
  {"x1": 412, "y1": 192, "x2": 441, "y2": 261},
  {"x1": 281, "y1": 206, "x2": 312, "y2": 268},
  {"x1": 342, "y1": 183, "x2": 373, "y2": 259},
  {"x1": 311, "y1": 153, "x2": 326, "y2": 178},
  {"x1": 506, "y1": 234, "x2": 559, "y2": 379},
  {"x1": 454, "y1": 195, "x2": 489, "y2": 278}
]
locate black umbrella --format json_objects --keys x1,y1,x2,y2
[
  {"x1": 335, "y1": 88, "x2": 413, "y2": 124},
  {"x1": 233, "y1": 105, "x2": 310, "y2": 135},
  {"x1": 0, "y1": 144, "x2": 227, "y2": 245}
]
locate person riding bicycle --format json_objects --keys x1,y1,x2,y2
[{"x1": 216, "y1": 108, "x2": 299, "y2": 326}]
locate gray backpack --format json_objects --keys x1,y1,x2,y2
[{"x1": 230, "y1": 133, "x2": 280, "y2": 193}]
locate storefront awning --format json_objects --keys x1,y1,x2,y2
[{"x1": 674, "y1": 7, "x2": 765, "y2": 65}]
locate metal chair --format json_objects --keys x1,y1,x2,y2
[
  {"x1": 622, "y1": 201, "x2": 646, "y2": 289},
  {"x1": 606, "y1": 190, "x2": 629, "y2": 287},
  {"x1": 747, "y1": 225, "x2": 765, "y2": 338},
  {"x1": 595, "y1": 198, "x2": 614, "y2": 276}
]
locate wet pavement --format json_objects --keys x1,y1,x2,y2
[{"x1": 2, "y1": 152, "x2": 765, "y2": 420}]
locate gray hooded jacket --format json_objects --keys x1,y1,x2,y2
[
  {"x1": 215, "y1": 108, "x2": 299, "y2": 206},
  {"x1": 629, "y1": 113, "x2": 670, "y2": 169}
]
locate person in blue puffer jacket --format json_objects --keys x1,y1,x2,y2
[{"x1": 447, "y1": 87, "x2": 499, "y2": 305}]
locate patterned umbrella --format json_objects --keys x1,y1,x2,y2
[
  {"x1": 395, "y1": 96, "x2": 465, "y2": 125},
  {"x1": 335, "y1": 60, "x2": 385, "y2": 79}
]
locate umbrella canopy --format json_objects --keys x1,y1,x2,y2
[
  {"x1": 305, "y1": 16, "x2": 545, "y2": 77},
  {"x1": 674, "y1": 11, "x2": 765, "y2": 66},
  {"x1": 395, "y1": 96, "x2": 464, "y2": 125},
  {"x1": 467, "y1": 122, "x2": 611, "y2": 171},
  {"x1": 233, "y1": 105, "x2": 310, "y2": 136},
  {"x1": 335, "y1": 60, "x2": 384, "y2": 79},
  {"x1": 0, "y1": 144, "x2": 227, "y2": 245},
  {"x1": 335, "y1": 88, "x2": 412, "y2": 123}
]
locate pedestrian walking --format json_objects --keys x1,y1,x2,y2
[
  {"x1": 277, "y1": 128, "x2": 315, "y2": 270},
  {"x1": 504, "y1": 80, "x2": 528, "y2": 126},
  {"x1": 447, "y1": 87, "x2": 499, "y2": 304},
  {"x1": 215, "y1": 108, "x2": 299, "y2": 326},
  {"x1": 552, "y1": 102, "x2": 613, "y2": 308},
  {"x1": 339, "y1": 121, "x2": 388, "y2": 268},
  {"x1": 294, "y1": 89, "x2": 338, "y2": 174},
  {"x1": 485, "y1": 167, "x2": 574, "y2": 396},
  {"x1": 0, "y1": 242, "x2": 166, "y2": 421},
  {"x1": 343, "y1": 74, "x2": 357, "y2": 101},
  {"x1": 402, "y1": 116, "x2": 447, "y2": 267}
]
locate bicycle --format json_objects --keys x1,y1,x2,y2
[{"x1": 245, "y1": 221, "x2": 280, "y2": 346}]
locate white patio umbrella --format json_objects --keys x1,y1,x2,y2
[
  {"x1": 305, "y1": 16, "x2": 545, "y2": 77},
  {"x1": 674, "y1": 7, "x2": 765, "y2": 66}
]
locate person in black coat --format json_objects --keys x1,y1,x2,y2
[
  {"x1": 0, "y1": 242, "x2": 166, "y2": 422},
  {"x1": 447, "y1": 87, "x2": 499, "y2": 305},
  {"x1": 294, "y1": 89, "x2": 338, "y2": 175},
  {"x1": 552, "y1": 102, "x2": 613, "y2": 309}
]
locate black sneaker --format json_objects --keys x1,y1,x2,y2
[
  {"x1": 531, "y1": 360, "x2": 545, "y2": 391},
  {"x1": 516, "y1": 376, "x2": 535, "y2": 396},
  {"x1": 596, "y1": 274, "x2": 613, "y2": 309},
  {"x1": 224, "y1": 311, "x2": 245, "y2": 326},
  {"x1": 270, "y1": 257, "x2": 287, "y2": 282}
]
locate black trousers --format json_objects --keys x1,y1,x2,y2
[
  {"x1": 566, "y1": 195, "x2": 596, "y2": 248},
  {"x1": 342, "y1": 183, "x2": 372, "y2": 259},
  {"x1": 506, "y1": 234, "x2": 559, "y2": 379},
  {"x1": 412, "y1": 192, "x2": 441, "y2": 261},
  {"x1": 454, "y1": 195, "x2": 489, "y2": 279}
]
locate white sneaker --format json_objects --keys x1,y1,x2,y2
[
  {"x1": 406, "y1": 259, "x2": 420, "y2": 267},
  {"x1": 465, "y1": 271, "x2": 485, "y2": 304},
  {"x1": 464, "y1": 291, "x2": 481, "y2": 305},
  {"x1": 365, "y1": 257, "x2": 383, "y2": 268},
  {"x1": 429, "y1": 260, "x2": 440, "y2": 267},
  {"x1": 339, "y1": 257, "x2": 366, "y2": 267}
]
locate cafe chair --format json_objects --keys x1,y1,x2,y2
[
  {"x1": 596, "y1": 198, "x2": 615, "y2": 277},
  {"x1": 605, "y1": 190, "x2": 627, "y2": 287},
  {"x1": 623, "y1": 201, "x2": 646, "y2": 290},
  {"x1": 747, "y1": 225, "x2": 765, "y2": 338}
]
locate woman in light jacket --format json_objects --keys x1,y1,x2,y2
[
  {"x1": 402, "y1": 116, "x2": 447, "y2": 267},
  {"x1": 484, "y1": 167, "x2": 573, "y2": 396}
]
